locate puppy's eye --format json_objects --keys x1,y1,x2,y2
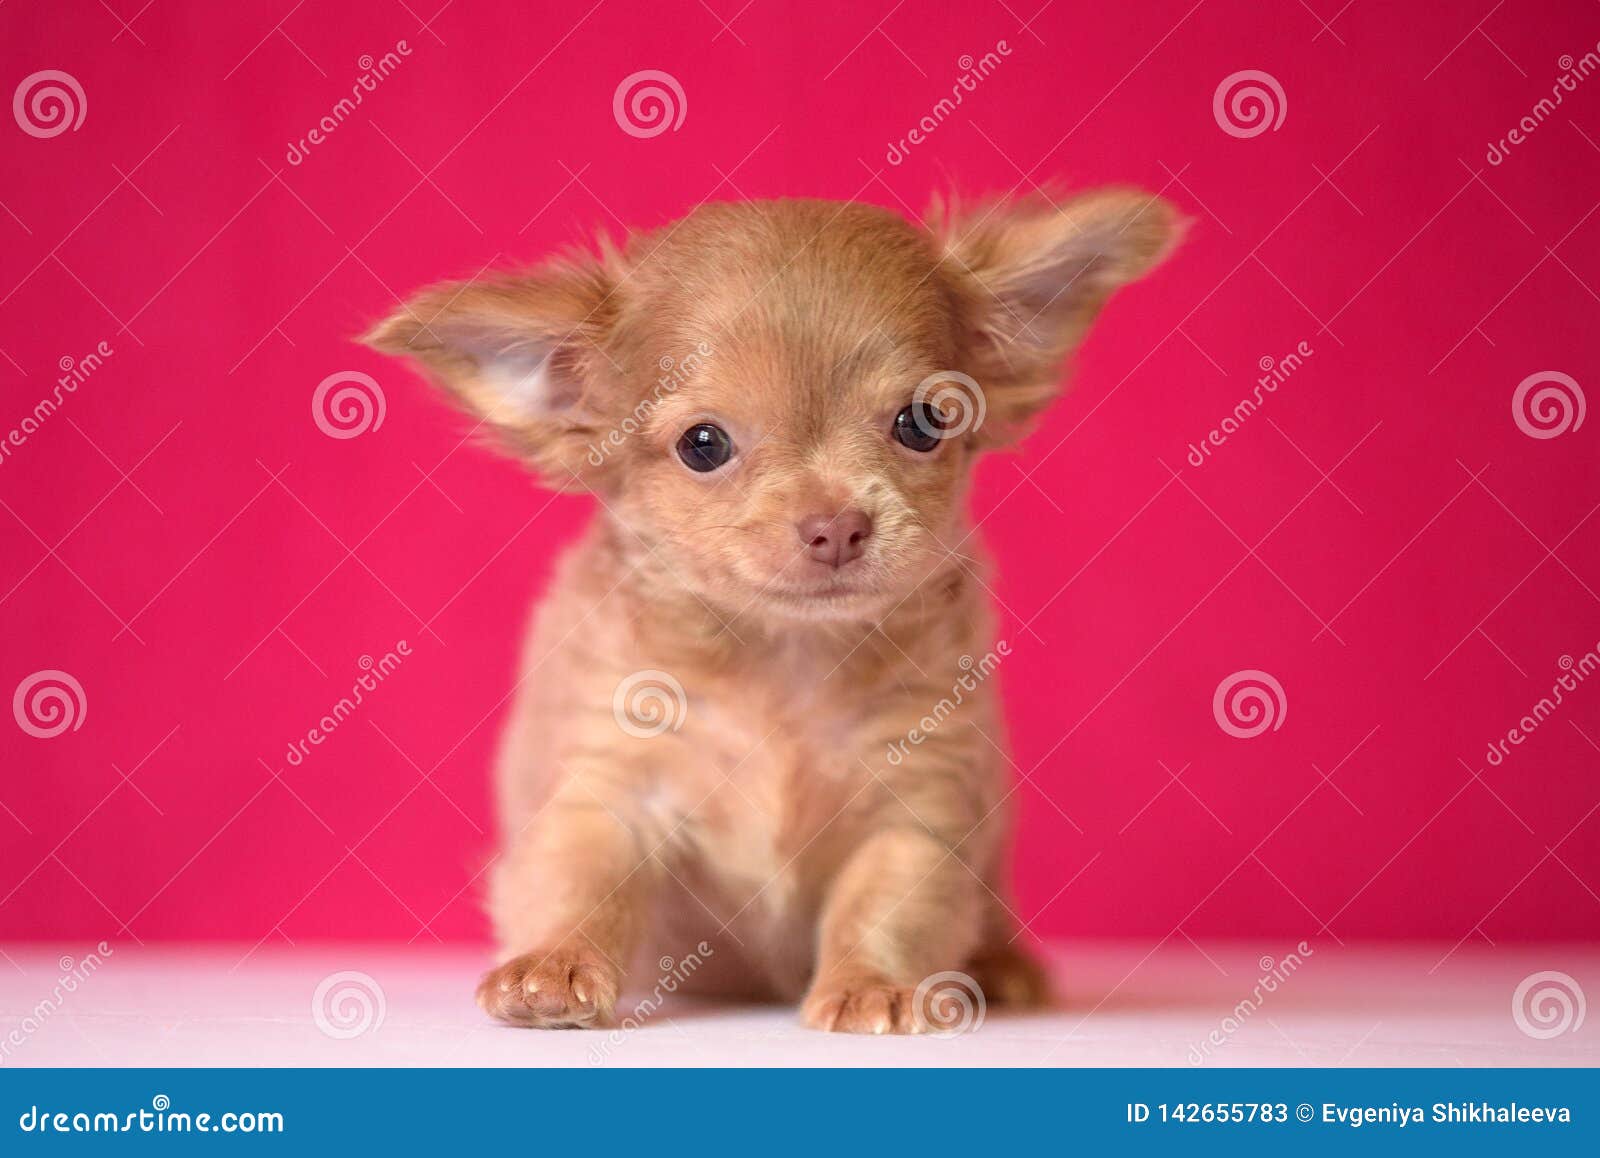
[
  {"x1": 676, "y1": 423, "x2": 735, "y2": 472},
  {"x1": 892, "y1": 403, "x2": 945, "y2": 452}
]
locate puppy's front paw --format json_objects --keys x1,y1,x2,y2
[
  {"x1": 477, "y1": 947, "x2": 620, "y2": 1028},
  {"x1": 967, "y1": 942, "x2": 1052, "y2": 1008},
  {"x1": 802, "y1": 975, "x2": 923, "y2": 1035}
]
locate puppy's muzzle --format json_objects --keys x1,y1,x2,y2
[{"x1": 796, "y1": 508, "x2": 872, "y2": 568}]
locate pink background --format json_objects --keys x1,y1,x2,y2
[{"x1": 2, "y1": 0, "x2": 1596, "y2": 952}]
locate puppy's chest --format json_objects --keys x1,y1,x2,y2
[{"x1": 661, "y1": 662, "x2": 874, "y2": 898}]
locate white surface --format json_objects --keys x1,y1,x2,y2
[{"x1": 1, "y1": 941, "x2": 1595, "y2": 1067}]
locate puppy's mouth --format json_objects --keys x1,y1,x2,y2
[
  {"x1": 759, "y1": 575, "x2": 892, "y2": 620},
  {"x1": 734, "y1": 547, "x2": 909, "y2": 620},
  {"x1": 770, "y1": 579, "x2": 868, "y2": 601}
]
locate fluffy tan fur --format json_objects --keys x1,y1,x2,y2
[{"x1": 364, "y1": 191, "x2": 1178, "y2": 1033}]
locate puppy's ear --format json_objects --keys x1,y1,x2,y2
[
  {"x1": 937, "y1": 188, "x2": 1181, "y2": 441},
  {"x1": 360, "y1": 255, "x2": 618, "y2": 488}
]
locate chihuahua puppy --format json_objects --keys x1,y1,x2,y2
[{"x1": 364, "y1": 190, "x2": 1177, "y2": 1033}]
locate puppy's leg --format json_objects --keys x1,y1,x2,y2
[
  {"x1": 478, "y1": 794, "x2": 655, "y2": 1029},
  {"x1": 801, "y1": 829, "x2": 984, "y2": 1034},
  {"x1": 964, "y1": 899, "x2": 1053, "y2": 1009}
]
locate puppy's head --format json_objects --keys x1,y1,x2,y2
[{"x1": 364, "y1": 192, "x2": 1178, "y2": 624}]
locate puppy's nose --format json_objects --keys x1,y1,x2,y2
[{"x1": 797, "y1": 509, "x2": 872, "y2": 568}]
